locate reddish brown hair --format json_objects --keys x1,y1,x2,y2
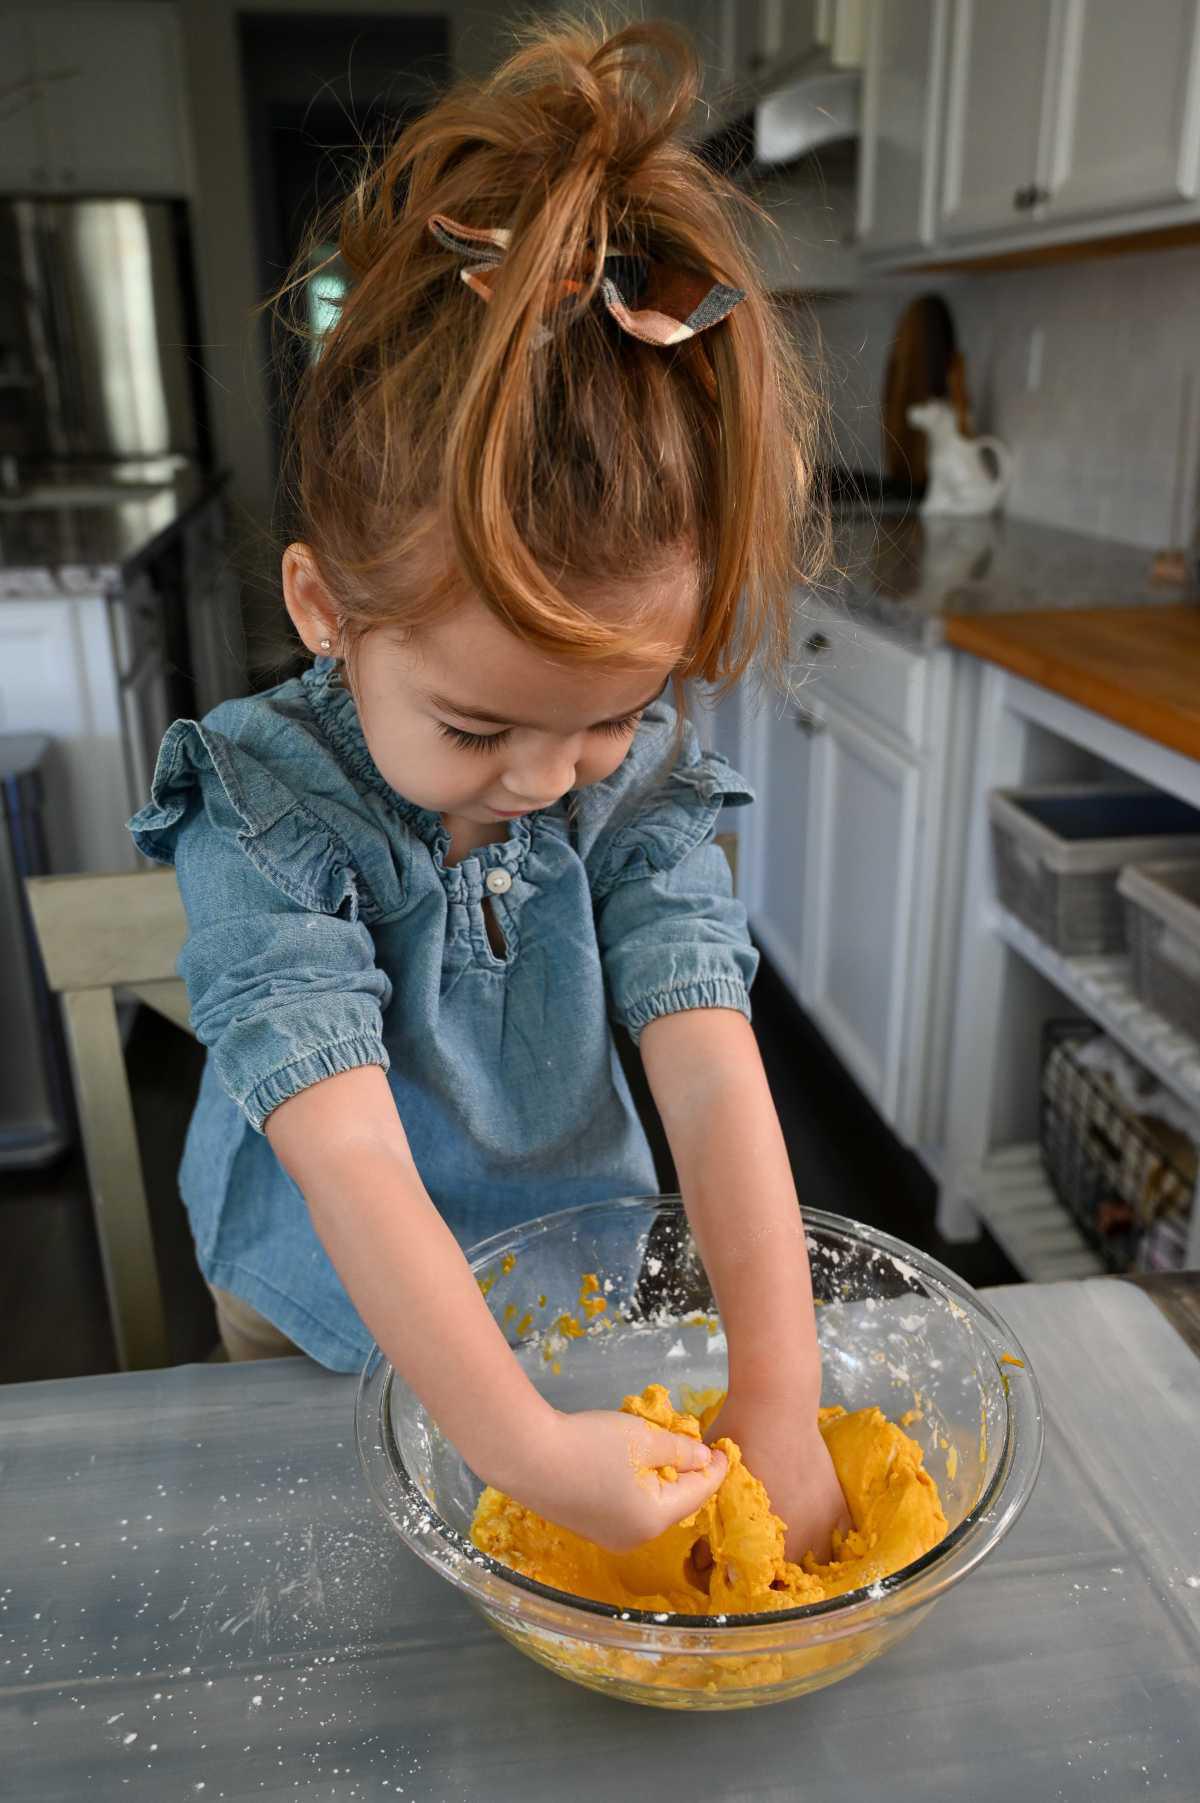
[{"x1": 279, "y1": 13, "x2": 829, "y2": 688}]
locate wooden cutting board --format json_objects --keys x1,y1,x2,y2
[
  {"x1": 945, "y1": 605, "x2": 1200, "y2": 761},
  {"x1": 881, "y1": 294, "x2": 972, "y2": 489}
]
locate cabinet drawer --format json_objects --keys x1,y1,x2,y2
[{"x1": 807, "y1": 623, "x2": 928, "y2": 752}]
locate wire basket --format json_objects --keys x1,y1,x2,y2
[{"x1": 1039, "y1": 1021, "x2": 1195, "y2": 1273}]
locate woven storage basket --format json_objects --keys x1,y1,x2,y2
[
  {"x1": 1040, "y1": 1021, "x2": 1195, "y2": 1273},
  {"x1": 990, "y1": 786, "x2": 1200, "y2": 955}
]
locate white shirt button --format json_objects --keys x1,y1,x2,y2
[{"x1": 485, "y1": 868, "x2": 513, "y2": 896}]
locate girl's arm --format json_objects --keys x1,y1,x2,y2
[
  {"x1": 639, "y1": 1008, "x2": 851, "y2": 1561},
  {"x1": 265, "y1": 1064, "x2": 726, "y2": 1547}
]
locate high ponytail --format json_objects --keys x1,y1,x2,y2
[{"x1": 279, "y1": 13, "x2": 830, "y2": 688}]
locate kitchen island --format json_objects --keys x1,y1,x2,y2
[{"x1": 2, "y1": 1274, "x2": 1197, "y2": 1800}]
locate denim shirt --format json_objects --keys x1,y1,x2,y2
[{"x1": 128, "y1": 658, "x2": 756, "y2": 1371}]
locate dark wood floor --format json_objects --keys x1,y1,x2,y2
[{"x1": 0, "y1": 956, "x2": 1016, "y2": 1384}]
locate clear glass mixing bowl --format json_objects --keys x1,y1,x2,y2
[{"x1": 356, "y1": 1198, "x2": 1042, "y2": 1710}]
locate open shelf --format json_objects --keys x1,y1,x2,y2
[
  {"x1": 975, "y1": 1144, "x2": 1105, "y2": 1282},
  {"x1": 989, "y1": 905, "x2": 1200, "y2": 1113}
]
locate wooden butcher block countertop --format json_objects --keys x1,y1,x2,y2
[{"x1": 945, "y1": 604, "x2": 1200, "y2": 761}]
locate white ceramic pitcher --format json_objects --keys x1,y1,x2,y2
[{"x1": 907, "y1": 399, "x2": 1013, "y2": 517}]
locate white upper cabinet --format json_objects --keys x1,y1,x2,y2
[
  {"x1": 0, "y1": 4, "x2": 189, "y2": 195},
  {"x1": 939, "y1": 0, "x2": 1059, "y2": 240},
  {"x1": 753, "y1": 0, "x2": 866, "y2": 86},
  {"x1": 664, "y1": 0, "x2": 866, "y2": 129},
  {"x1": 1040, "y1": 0, "x2": 1200, "y2": 224},
  {"x1": 753, "y1": 0, "x2": 823, "y2": 87},
  {"x1": 927, "y1": 0, "x2": 1200, "y2": 252},
  {"x1": 858, "y1": 0, "x2": 949, "y2": 255}
]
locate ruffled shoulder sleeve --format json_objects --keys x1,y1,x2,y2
[
  {"x1": 128, "y1": 701, "x2": 400, "y2": 925},
  {"x1": 580, "y1": 699, "x2": 753, "y2": 900}
]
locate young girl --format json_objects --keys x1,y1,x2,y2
[{"x1": 131, "y1": 17, "x2": 847, "y2": 1561}]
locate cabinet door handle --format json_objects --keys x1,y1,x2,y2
[
  {"x1": 804, "y1": 631, "x2": 831, "y2": 656},
  {"x1": 794, "y1": 709, "x2": 825, "y2": 736},
  {"x1": 1013, "y1": 183, "x2": 1049, "y2": 211}
]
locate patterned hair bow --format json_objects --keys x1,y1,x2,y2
[{"x1": 427, "y1": 213, "x2": 745, "y2": 346}]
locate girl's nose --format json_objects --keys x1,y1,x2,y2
[{"x1": 501, "y1": 740, "x2": 577, "y2": 807}]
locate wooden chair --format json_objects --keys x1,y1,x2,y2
[{"x1": 25, "y1": 870, "x2": 189, "y2": 1372}]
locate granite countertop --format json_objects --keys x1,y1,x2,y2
[
  {"x1": 0, "y1": 463, "x2": 226, "y2": 599},
  {"x1": 825, "y1": 507, "x2": 1199, "y2": 650}
]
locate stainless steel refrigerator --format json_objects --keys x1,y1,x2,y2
[{"x1": 0, "y1": 196, "x2": 207, "y2": 476}]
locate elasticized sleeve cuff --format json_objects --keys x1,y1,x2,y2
[
  {"x1": 618, "y1": 976, "x2": 752, "y2": 1044},
  {"x1": 239, "y1": 1033, "x2": 390, "y2": 1132}
]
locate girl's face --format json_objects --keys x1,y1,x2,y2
[{"x1": 284, "y1": 548, "x2": 697, "y2": 826}]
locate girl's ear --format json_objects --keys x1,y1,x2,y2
[{"x1": 282, "y1": 543, "x2": 341, "y2": 656}]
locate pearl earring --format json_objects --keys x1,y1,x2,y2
[{"x1": 319, "y1": 638, "x2": 332, "y2": 651}]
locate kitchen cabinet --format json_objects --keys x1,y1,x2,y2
[
  {"x1": 865, "y1": 0, "x2": 1200, "y2": 264},
  {"x1": 739, "y1": 612, "x2": 966, "y2": 1147},
  {"x1": 942, "y1": 0, "x2": 1200, "y2": 241},
  {"x1": 661, "y1": 0, "x2": 865, "y2": 129},
  {"x1": 804, "y1": 695, "x2": 921, "y2": 1121},
  {"x1": 752, "y1": 689, "x2": 818, "y2": 999},
  {"x1": 653, "y1": 0, "x2": 756, "y2": 126},
  {"x1": 939, "y1": 0, "x2": 1059, "y2": 241},
  {"x1": 752, "y1": 0, "x2": 822, "y2": 86},
  {"x1": 1039, "y1": 0, "x2": 1200, "y2": 225},
  {"x1": 754, "y1": 0, "x2": 865, "y2": 86},
  {"x1": 857, "y1": 0, "x2": 949, "y2": 255},
  {"x1": 0, "y1": 3, "x2": 189, "y2": 195}
]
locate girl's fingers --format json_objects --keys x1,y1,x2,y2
[
  {"x1": 663, "y1": 1432, "x2": 717, "y2": 1474},
  {"x1": 658, "y1": 1450, "x2": 727, "y2": 1520}
]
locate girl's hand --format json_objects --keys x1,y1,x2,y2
[
  {"x1": 706, "y1": 1396, "x2": 850, "y2": 1564},
  {"x1": 508, "y1": 1410, "x2": 728, "y2": 1553}
]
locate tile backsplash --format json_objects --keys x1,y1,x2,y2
[{"x1": 804, "y1": 242, "x2": 1200, "y2": 550}]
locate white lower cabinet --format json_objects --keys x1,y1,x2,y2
[
  {"x1": 804, "y1": 699, "x2": 921, "y2": 1123},
  {"x1": 753, "y1": 690, "x2": 818, "y2": 999},
  {"x1": 740, "y1": 616, "x2": 964, "y2": 1156}
]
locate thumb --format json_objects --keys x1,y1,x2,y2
[
  {"x1": 657, "y1": 1447, "x2": 728, "y2": 1522},
  {"x1": 663, "y1": 1432, "x2": 719, "y2": 1476}
]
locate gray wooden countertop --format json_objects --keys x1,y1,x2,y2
[{"x1": 3, "y1": 1276, "x2": 1199, "y2": 1802}]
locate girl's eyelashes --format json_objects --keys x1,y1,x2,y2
[
  {"x1": 594, "y1": 710, "x2": 644, "y2": 739},
  {"x1": 436, "y1": 712, "x2": 644, "y2": 752},
  {"x1": 437, "y1": 722, "x2": 509, "y2": 753}
]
